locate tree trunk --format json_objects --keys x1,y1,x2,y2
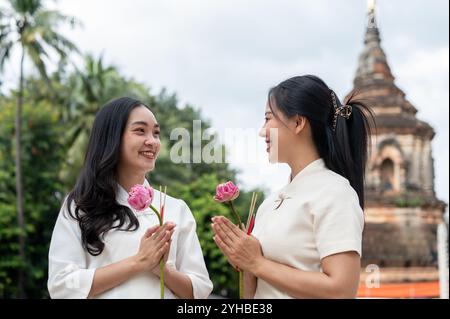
[{"x1": 15, "y1": 45, "x2": 26, "y2": 298}]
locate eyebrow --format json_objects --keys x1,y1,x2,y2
[
  {"x1": 265, "y1": 112, "x2": 273, "y2": 116},
  {"x1": 131, "y1": 121, "x2": 160, "y2": 129}
]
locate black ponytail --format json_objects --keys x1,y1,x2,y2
[
  {"x1": 327, "y1": 91, "x2": 374, "y2": 209},
  {"x1": 268, "y1": 75, "x2": 375, "y2": 209}
]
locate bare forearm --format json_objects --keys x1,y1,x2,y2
[
  {"x1": 253, "y1": 257, "x2": 356, "y2": 299},
  {"x1": 243, "y1": 271, "x2": 256, "y2": 299},
  {"x1": 163, "y1": 266, "x2": 194, "y2": 299},
  {"x1": 88, "y1": 256, "x2": 141, "y2": 298}
]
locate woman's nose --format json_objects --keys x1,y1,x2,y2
[
  {"x1": 258, "y1": 126, "x2": 266, "y2": 138},
  {"x1": 144, "y1": 136, "x2": 158, "y2": 147}
]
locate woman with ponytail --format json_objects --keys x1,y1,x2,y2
[{"x1": 211, "y1": 75, "x2": 374, "y2": 298}]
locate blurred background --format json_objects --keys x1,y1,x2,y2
[{"x1": 0, "y1": 0, "x2": 448, "y2": 298}]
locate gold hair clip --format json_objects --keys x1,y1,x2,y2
[{"x1": 331, "y1": 91, "x2": 352, "y2": 131}]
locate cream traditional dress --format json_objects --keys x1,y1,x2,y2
[
  {"x1": 251, "y1": 158, "x2": 364, "y2": 298},
  {"x1": 47, "y1": 179, "x2": 213, "y2": 299}
]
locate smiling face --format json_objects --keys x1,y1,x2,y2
[
  {"x1": 118, "y1": 105, "x2": 161, "y2": 175},
  {"x1": 259, "y1": 100, "x2": 300, "y2": 164}
]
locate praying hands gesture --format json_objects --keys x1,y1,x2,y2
[{"x1": 211, "y1": 216, "x2": 264, "y2": 274}]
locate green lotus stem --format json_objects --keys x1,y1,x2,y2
[
  {"x1": 228, "y1": 201, "x2": 244, "y2": 230},
  {"x1": 227, "y1": 201, "x2": 245, "y2": 299},
  {"x1": 149, "y1": 205, "x2": 163, "y2": 226},
  {"x1": 159, "y1": 259, "x2": 164, "y2": 299},
  {"x1": 239, "y1": 270, "x2": 244, "y2": 299},
  {"x1": 149, "y1": 204, "x2": 165, "y2": 299}
]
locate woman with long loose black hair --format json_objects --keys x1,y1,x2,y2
[
  {"x1": 212, "y1": 75, "x2": 374, "y2": 298},
  {"x1": 48, "y1": 97, "x2": 212, "y2": 299}
]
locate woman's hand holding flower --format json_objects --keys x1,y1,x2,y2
[{"x1": 211, "y1": 216, "x2": 263, "y2": 274}]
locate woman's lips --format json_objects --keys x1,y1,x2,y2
[{"x1": 139, "y1": 151, "x2": 155, "y2": 159}]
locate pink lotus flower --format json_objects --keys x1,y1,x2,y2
[
  {"x1": 213, "y1": 181, "x2": 259, "y2": 300},
  {"x1": 214, "y1": 181, "x2": 240, "y2": 203},
  {"x1": 127, "y1": 183, "x2": 166, "y2": 299},
  {"x1": 213, "y1": 181, "x2": 258, "y2": 300},
  {"x1": 128, "y1": 185, "x2": 154, "y2": 211}
]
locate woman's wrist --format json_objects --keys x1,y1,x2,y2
[
  {"x1": 151, "y1": 261, "x2": 175, "y2": 277},
  {"x1": 129, "y1": 255, "x2": 145, "y2": 274},
  {"x1": 163, "y1": 263, "x2": 173, "y2": 278},
  {"x1": 249, "y1": 255, "x2": 265, "y2": 277}
]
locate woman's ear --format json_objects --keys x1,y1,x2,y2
[{"x1": 294, "y1": 115, "x2": 307, "y2": 135}]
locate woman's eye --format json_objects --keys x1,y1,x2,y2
[
  {"x1": 264, "y1": 117, "x2": 270, "y2": 123},
  {"x1": 154, "y1": 131, "x2": 161, "y2": 136},
  {"x1": 135, "y1": 128, "x2": 145, "y2": 134}
]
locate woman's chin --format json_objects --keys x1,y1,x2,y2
[
  {"x1": 268, "y1": 151, "x2": 279, "y2": 164},
  {"x1": 140, "y1": 160, "x2": 156, "y2": 172}
]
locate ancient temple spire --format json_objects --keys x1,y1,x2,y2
[
  {"x1": 354, "y1": 0, "x2": 395, "y2": 86},
  {"x1": 365, "y1": 0, "x2": 380, "y2": 46},
  {"x1": 368, "y1": 0, "x2": 377, "y2": 29}
]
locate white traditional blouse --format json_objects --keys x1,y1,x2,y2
[
  {"x1": 251, "y1": 158, "x2": 364, "y2": 299},
  {"x1": 47, "y1": 179, "x2": 213, "y2": 299}
]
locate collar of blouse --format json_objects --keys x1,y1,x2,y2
[{"x1": 273, "y1": 158, "x2": 325, "y2": 210}]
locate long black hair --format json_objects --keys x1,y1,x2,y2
[
  {"x1": 268, "y1": 75, "x2": 374, "y2": 209},
  {"x1": 67, "y1": 97, "x2": 149, "y2": 256}
]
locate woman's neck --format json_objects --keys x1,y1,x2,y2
[
  {"x1": 288, "y1": 148, "x2": 320, "y2": 181},
  {"x1": 116, "y1": 167, "x2": 146, "y2": 193}
]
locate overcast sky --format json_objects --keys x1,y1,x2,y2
[{"x1": 2, "y1": 0, "x2": 448, "y2": 211}]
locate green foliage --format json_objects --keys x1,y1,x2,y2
[
  {"x1": 1, "y1": 0, "x2": 80, "y2": 298},
  {"x1": 0, "y1": 99, "x2": 64, "y2": 298}
]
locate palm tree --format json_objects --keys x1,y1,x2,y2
[
  {"x1": 0, "y1": 0, "x2": 78, "y2": 297},
  {"x1": 60, "y1": 54, "x2": 116, "y2": 187}
]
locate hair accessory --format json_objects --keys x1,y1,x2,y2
[{"x1": 331, "y1": 91, "x2": 352, "y2": 131}]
